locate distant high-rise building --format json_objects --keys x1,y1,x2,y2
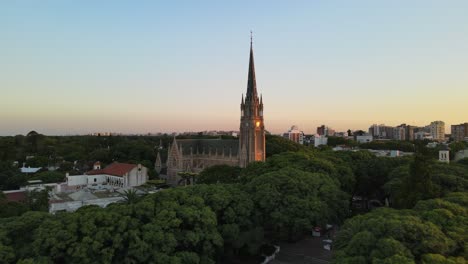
[
  {"x1": 393, "y1": 126, "x2": 406, "y2": 141},
  {"x1": 317, "y1": 125, "x2": 326, "y2": 136},
  {"x1": 451, "y1": 123, "x2": 468, "y2": 142},
  {"x1": 317, "y1": 125, "x2": 335, "y2": 136},
  {"x1": 283, "y1": 125, "x2": 304, "y2": 145},
  {"x1": 405, "y1": 125, "x2": 416, "y2": 141},
  {"x1": 392, "y1": 124, "x2": 416, "y2": 141},
  {"x1": 369, "y1": 124, "x2": 383, "y2": 137},
  {"x1": 369, "y1": 124, "x2": 396, "y2": 139},
  {"x1": 430, "y1": 121, "x2": 445, "y2": 142}
]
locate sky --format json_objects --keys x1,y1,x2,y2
[{"x1": 1, "y1": 1, "x2": 467, "y2": 135}]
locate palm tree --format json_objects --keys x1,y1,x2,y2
[
  {"x1": 121, "y1": 189, "x2": 140, "y2": 204},
  {"x1": 177, "y1": 172, "x2": 198, "y2": 186}
]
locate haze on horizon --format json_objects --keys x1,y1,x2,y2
[{"x1": 1, "y1": 1, "x2": 467, "y2": 136}]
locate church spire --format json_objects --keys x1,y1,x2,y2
[
  {"x1": 239, "y1": 32, "x2": 265, "y2": 168},
  {"x1": 246, "y1": 31, "x2": 258, "y2": 102}
]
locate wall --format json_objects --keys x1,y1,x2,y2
[
  {"x1": 67, "y1": 175, "x2": 87, "y2": 186},
  {"x1": 87, "y1": 175, "x2": 107, "y2": 185},
  {"x1": 49, "y1": 196, "x2": 124, "y2": 213}
]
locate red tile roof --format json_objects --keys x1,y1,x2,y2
[
  {"x1": 3, "y1": 190, "x2": 27, "y2": 203},
  {"x1": 86, "y1": 163, "x2": 137, "y2": 177}
]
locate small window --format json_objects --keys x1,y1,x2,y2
[{"x1": 94, "y1": 178, "x2": 97, "y2": 182}]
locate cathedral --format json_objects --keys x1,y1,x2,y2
[{"x1": 161, "y1": 37, "x2": 265, "y2": 185}]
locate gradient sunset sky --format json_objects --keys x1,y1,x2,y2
[{"x1": 1, "y1": 1, "x2": 467, "y2": 136}]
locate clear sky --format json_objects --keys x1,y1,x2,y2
[{"x1": 1, "y1": 1, "x2": 467, "y2": 136}]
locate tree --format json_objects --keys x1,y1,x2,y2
[
  {"x1": 177, "y1": 172, "x2": 198, "y2": 186},
  {"x1": 395, "y1": 148, "x2": 436, "y2": 208},
  {"x1": 58, "y1": 161, "x2": 74, "y2": 172},
  {"x1": 89, "y1": 148, "x2": 111, "y2": 163},
  {"x1": 449, "y1": 141, "x2": 468, "y2": 160},
  {"x1": 31, "y1": 171, "x2": 65, "y2": 184},
  {"x1": 197, "y1": 165, "x2": 241, "y2": 184},
  {"x1": 246, "y1": 167, "x2": 349, "y2": 241},
  {"x1": 25, "y1": 189, "x2": 50, "y2": 212},
  {"x1": 186, "y1": 184, "x2": 263, "y2": 258},
  {"x1": 457, "y1": 157, "x2": 468, "y2": 166},
  {"x1": 24, "y1": 156, "x2": 48, "y2": 168},
  {"x1": 0, "y1": 193, "x2": 29, "y2": 218},
  {"x1": 265, "y1": 134, "x2": 308, "y2": 157},
  {"x1": 121, "y1": 189, "x2": 141, "y2": 204},
  {"x1": 334, "y1": 195, "x2": 467, "y2": 263},
  {"x1": 0, "y1": 161, "x2": 26, "y2": 190},
  {"x1": 327, "y1": 136, "x2": 357, "y2": 147}
]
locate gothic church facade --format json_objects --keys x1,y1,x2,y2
[{"x1": 163, "y1": 38, "x2": 265, "y2": 185}]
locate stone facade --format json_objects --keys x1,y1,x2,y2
[
  {"x1": 165, "y1": 138, "x2": 240, "y2": 185},
  {"x1": 164, "y1": 37, "x2": 266, "y2": 185}
]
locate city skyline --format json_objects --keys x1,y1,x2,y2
[{"x1": 1, "y1": 1, "x2": 468, "y2": 136}]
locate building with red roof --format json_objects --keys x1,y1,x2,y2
[
  {"x1": 2, "y1": 190, "x2": 27, "y2": 203},
  {"x1": 66, "y1": 162, "x2": 148, "y2": 189}
]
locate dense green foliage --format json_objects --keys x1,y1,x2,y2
[
  {"x1": 1, "y1": 133, "x2": 467, "y2": 263},
  {"x1": 0, "y1": 161, "x2": 26, "y2": 190},
  {"x1": 0, "y1": 189, "x2": 50, "y2": 218},
  {"x1": 334, "y1": 193, "x2": 468, "y2": 263},
  {"x1": 0, "y1": 137, "x2": 353, "y2": 263},
  {"x1": 385, "y1": 154, "x2": 468, "y2": 208},
  {"x1": 0, "y1": 178, "x2": 347, "y2": 263},
  {"x1": 0, "y1": 190, "x2": 222, "y2": 263},
  {"x1": 197, "y1": 165, "x2": 241, "y2": 184},
  {"x1": 265, "y1": 134, "x2": 308, "y2": 157},
  {"x1": 327, "y1": 136, "x2": 357, "y2": 147},
  {"x1": 30, "y1": 171, "x2": 65, "y2": 184},
  {"x1": 245, "y1": 167, "x2": 348, "y2": 241}
]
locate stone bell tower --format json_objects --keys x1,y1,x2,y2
[{"x1": 239, "y1": 34, "x2": 265, "y2": 168}]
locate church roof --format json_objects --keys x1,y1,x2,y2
[{"x1": 176, "y1": 139, "x2": 239, "y2": 156}]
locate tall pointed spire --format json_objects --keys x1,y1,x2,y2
[
  {"x1": 246, "y1": 31, "x2": 258, "y2": 102},
  {"x1": 239, "y1": 32, "x2": 265, "y2": 167}
]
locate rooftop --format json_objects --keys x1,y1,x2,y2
[
  {"x1": 176, "y1": 139, "x2": 239, "y2": 156},
  {"x1": 86, "y1": 163, "x2": 138, "y2": 177},
  {"x1": 2, "y1": 190, "x2": 27, "y2": 202},
  {"x1": 20, "y1": 167, "x2": 41, "y2": 174}
]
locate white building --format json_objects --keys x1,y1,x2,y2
[
  {"x1": 283, "y1": 125, "x2": 304, "y2": 145},
  {"x1": 356, "y1": 135, "x2": 373, "y2": 143},
  {"x1": 66, "y1": 162, "x2": 148, "y2": 189},
  {"x1": 439, "y1": 150, "x2": 450, "y2": 163},
  {"x1": 414, "y1": 131, "x2": 433, "y2": 140},
  {"x1": 314, "y1": 135, "x2": 328, "y2": 147}
]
